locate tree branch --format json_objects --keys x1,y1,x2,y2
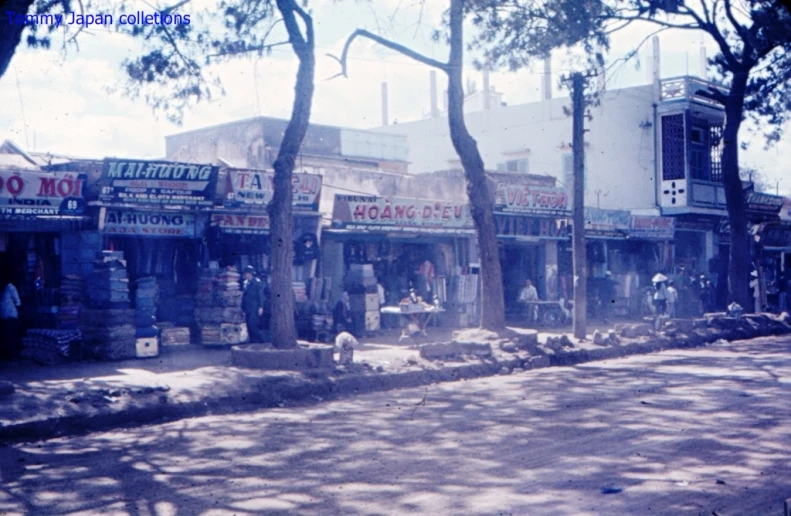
[
  {"x1": 723, "y1": 0, "x2": 750, "y2": 41},
  {"x1": 327, "y1": 28, "x2": 448, "y2": 80}
]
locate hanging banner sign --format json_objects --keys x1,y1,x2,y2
[
  {"x1": 493, "y1": 183, "x2": 570, "y2": 217},
  {"x1": 225, "y1": 169, "x2": 322, "y2": 211},
  {"x1": 332, "y1": 194, "x2": 473, "y2": 233},
  {"x1": 745, "y1": 191, "x2": 785, "y2": 215},
  {"x1": 495, "y1": 215, "x2": 570, "y2": 239},
  {"x1": 103, "y1": 209, "x2": 196, "y2": 237},
  {"x1": 0, "y1": 171, "x2": 86, "y2": 219},
  {"x1": 584, "y1": 208, "x2": 631, "y2": 237},
  {"x1": 210, "y1": 213, "x2": 270, "y2": 234},
  {"x1": 99, "y1": 159, "x2": 218, "y2": 207},
  {"x1": 629, "y1": 215, "x2": 675, "y2": 239}
]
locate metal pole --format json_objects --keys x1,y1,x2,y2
[{"x1": 571, "y1": 72, "x2": 588, "y2": 340}]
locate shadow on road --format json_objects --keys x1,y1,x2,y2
[{"x1": 1, "y1": 337, "x2": 790, "y2": 515}]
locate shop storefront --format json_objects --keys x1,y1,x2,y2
[
  {"x1": 490, "y1": 180, "x2": 571, "y2": 321},
  {"x1": 325, "y1": 194, "x2": 477, "y2": 331},
  {"x1": 208, "y1": 168, "x2": 324, "y2": 338},
  {"x1": 94, "y1": 158, "x2": 218, "y2": 332},
  {"x1": 0, "y1": 169, "x2": 89, "y2": 334}
]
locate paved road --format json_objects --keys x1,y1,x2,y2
[{"x1": 1, "y1": 336, "x2": 790, "y2": 516}]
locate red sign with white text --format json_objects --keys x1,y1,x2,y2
[
  {"x1": 226, "y1": 169, "x2": 322, "y2": 211},
  {"x1": 0, "y1": 171, "x2": 86, "y2": 219}
]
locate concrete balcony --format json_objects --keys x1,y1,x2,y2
[{"x1": 660, "y1": 76, "x2": 728, "y2": 109}]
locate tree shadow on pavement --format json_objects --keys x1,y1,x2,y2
[{"x1": 0, "y1": 337, "x2": 790, "y2": 515}]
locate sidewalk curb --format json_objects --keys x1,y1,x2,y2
[{"x1": 1, "y1": 322, "x2": 789, "y2": 444}]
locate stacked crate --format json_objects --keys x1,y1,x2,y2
[
  {"x1": 194, "y1": 267, "x2": 247, "y2": 346},
  {"x1": 134, "y1": 277, "x2": 159, "y2": 357},
  {"x1": 81, "y1": 251, "x2": 136, "y2": 360},
  {"x1": 345, "y1": 264, "x2": 380, "y2": 333}
]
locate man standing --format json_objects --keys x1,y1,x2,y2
[
  {"x1": 241, "y1": 265, "x2": 266, "y2": 343},
  {"x1": 666, "y1": 280, "x2": 678, "y2": 318},
  {"x1": 518, "y1": 279, "x2": 539, "y2": 324}
]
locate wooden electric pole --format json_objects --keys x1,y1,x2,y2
[{"x1": 571, "y1": 72, "x2": 588, "y2": 340}]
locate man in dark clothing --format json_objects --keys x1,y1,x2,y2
[{"x1": 242, "y1": 265, "x2": 266, "y2": 343}]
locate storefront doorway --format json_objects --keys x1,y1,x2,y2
[{"x1": 500, "y1": 242, "x2": 542, "y2": 322}]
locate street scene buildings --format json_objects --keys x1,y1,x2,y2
[{"x1": 1, "y1": 1, "x2": 791, "y2": 512}]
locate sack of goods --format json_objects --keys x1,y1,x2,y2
[{"x1": 21, "y1": 329, "x2": 83, "y2": 366}]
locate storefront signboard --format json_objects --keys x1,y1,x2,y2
[
  {"x1": 755, "y1": 222, "x2": 791, "y2": 249},
  {"x1": 103, "y1": 209, "x2": 196, "y2": 237},
  {"x1": 99, "y1": 159, "x2": 219, "y2": 207},
  {"x1": 332, "y1": 194, "x2": 473, "y2": 233},
  {"x1": 629, "y1": 215, "x2": 675, "y2": 240},
  {"x1": 225, "y1": 169, "x2": 322, "y2": 211},
  {"x1": 495, "y1": 215, "x2": 570, "y2": 240},
  {"x1": 0, "y1": 171, "x2": 87, "y2": 219},
  {"x1": 745, "y1": 191, "x2": 785, "y2": 216},
  {"x1": 780, "y1": 198, "x2": 791, "y2": 222},
  {"x1": 493, "y1": 183, "x2": 570, "y2": 217},
  {"x1": 584, "y1": 208, "x2": 631, "y2": 237},
  {"x1": 210, "y1": 213, "x2": 270, "y2": 234}
]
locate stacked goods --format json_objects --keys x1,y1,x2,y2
[
  {"x1": 293, "y1": 282, "x2": 308, "y2": 303},
  {"x1": 157, "y1": 278, "x2": 195, "y2": 346},
  {"x1": 82, "y1": 251, "x2": 136, "y2": 360},
  {"x1": 21, "y1": 329, "x2": 83, "y2": 365},
  {"x1": 161, "y1": 327, "x2": 190, "y2": 346},
  {"x1": 345, "y1": 264, "x2": 380, "y2": 333},
  {"x1": 134, "y1": 277, "x2": 160, "y2": 357},
  {"x1": 194, "y1": 267, "x2": 247, "y2": 346},
  {"x1": 58, "y1": 275, "x2": 84, "y2": 330}
]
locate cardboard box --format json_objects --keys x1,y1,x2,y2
[
  {"x1": 350, "y1": 293, "x2": 379, "y2": 312},
  {"x1": 365, "y1": 311, "x2": 381, "y2": 331},
  {"x1": 135, "y1": 337, "x2": 159, "y2": 358}
]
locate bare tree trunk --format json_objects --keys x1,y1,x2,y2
[
  {"x1": 268, "y1": 0, "x2": 315, "y2": 349},
  {"x1": 721, "y1": 71, "x2": 751, "y2": 311},
  {"x1": 0, "y1": 0, "x2": 35, "y2": 78},
  {"x1": 446, "y1": 0, "x2": 505, "y2": 331},
  {"x1": 571, "y1": 73, "x2": 588, "y2": 340}
]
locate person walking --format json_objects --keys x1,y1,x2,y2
[
  {"x1": 241, "y1": 266, "x2": 266, "y2": 343},
  {"x1": 1, "y1": 279, "x2": 22, "y2": 360},
  {"x1": 666, "y1": 280, "x2": 678, "y2": 318},
  {"x1": 652, "y1": 273, "x2": 669, "y2": 316}
]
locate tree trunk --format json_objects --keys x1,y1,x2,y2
[
  {"x1": 445, "y1": 0, "x2": 505, "y2": 331},
  {"x1": 721, "y1": 71, "x2": 751, "y2": 311},
  {"x1": 571, "y1": 73, "x2": 588, "y2": 340},
  {"x1": 0, "y1": 0, "x2": 35, "y2": 79},
  {"x1": 268, "y1": 0, "x2": 315, "y2": 349}
]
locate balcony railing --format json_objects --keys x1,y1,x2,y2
[{"x1": 660, "y1": 76, "x2": 728, "y2": 108}]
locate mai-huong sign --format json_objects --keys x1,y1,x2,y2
[
  {"x1": 0, "y1": 170, "x2": 86, "y2": 219},
  {"x1": 493, "y1": 182, "x2": 570, "y2": 217},
  {"x1": 99, "y1": 159, "x2": 219, "y2": 207},
  {"x1": 225, "y1": 169, "x2": 322, "y2": 211},
  {"x1": 103, "y1": 209, "x2": 196, "y2": 238},
  {"x1": 332, "y1": 194, "x2": 473, "y2": 233}
]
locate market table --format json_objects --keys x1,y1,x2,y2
[{"x1": 380, "y1": 306, "x2": 444, "y2": 342}]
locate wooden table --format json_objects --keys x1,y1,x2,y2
[{"x1": 380, "y1": 306, "x2": 444, "y2": 342}]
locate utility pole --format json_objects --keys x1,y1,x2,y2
[{"x1": 571, "y1": 72, "x2": 588, "y2": 340}]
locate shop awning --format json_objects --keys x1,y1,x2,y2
[{"x1": 0, "y1": 215, "x2": 93, "y2": 232}]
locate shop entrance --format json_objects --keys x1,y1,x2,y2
[{"x1": 500, "y1": 242, "x2": 541, "y2": 322}]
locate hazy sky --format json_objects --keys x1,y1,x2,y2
[{"x1": 1, "y1": 0, "x2": 788, "y2": 193}]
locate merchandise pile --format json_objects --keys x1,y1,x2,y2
[
  {"x1": 194, "y1": 267, "x2": 248, "y2": 346},
  {"x1": 81, "y1": 251, "x2": 136, "y2": 360},
  {"x1": 134, "y1": 277, "x2": 159, "y2": 341},
  {"x1": 156, "y1": 278, "x2": 194, "y2": 346},
  {"x1": 21, "y1": 329, "x2": 83, "y2": 365},
  {"x1": 345, "y1": 264, "x2": 380, "y2": 333},
  {"x1": 58, "y1": 275, "x2": 84, "y2": 330}
]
